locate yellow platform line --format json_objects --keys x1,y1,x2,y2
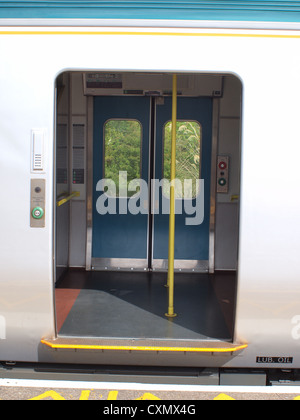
[{"x1": 41, "y1": 339, "x2": 247, "y2": 353}]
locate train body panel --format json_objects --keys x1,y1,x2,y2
[{"x1": 0, "y1": 3, "x2": 300, "y2": 370}]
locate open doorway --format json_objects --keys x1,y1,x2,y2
[{"x1": 54, "y1": 71, "x2": 242, "y2": 345}]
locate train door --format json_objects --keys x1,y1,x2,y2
[
  {"x1": 92, "y1": 96, "x2": 150, "y2": 270},
  {"x1": 92, "y1": 95, "x2": 212, "y2": 271},
  {"x1": 152, "y1": 97, "x2": 212, "y2": 270}
]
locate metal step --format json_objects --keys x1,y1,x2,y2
[{"x1": 41, "y1": 337, "x2": 247, "y2": 354}]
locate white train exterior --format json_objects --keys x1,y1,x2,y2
[{"x1": 1, "y1": 1, "x2": 300, "y2": 379}]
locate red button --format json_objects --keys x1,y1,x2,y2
[{"x1": 219, "y1": 161, "x2": 227, "y2": 170}]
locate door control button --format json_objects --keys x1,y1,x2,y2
[
  {"x1": 32, "y1": 207, "x2": 44, "y2": 219},
  {"x1": 217, "y1": 156, "x2": 229, "y2": 193},
  {"x1": 218, "y1": 178, "x2": 227, "y2": 186}
]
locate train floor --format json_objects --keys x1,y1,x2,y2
[{"x1": 55, "y1": 269, "x2": 236, "y2": 342}]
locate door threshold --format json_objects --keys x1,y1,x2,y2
[
  {"x1": 41, "y1": 337, "x2": 247, "y2": 354},
  {"x1": 91, "y1": 258, "x2": 148, "y2": 271},
  {"x1": 90, "y1": 258, "x2": 209, "y2": 272}
]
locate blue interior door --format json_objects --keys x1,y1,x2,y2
[
  {"x1": 152, "y1": 97, "x2": 212, "y2": 270},
  {"x1": 92, "y1": 96, "x2": 150, "y2": 269},
  {"x1": 92, "y1": 95, "x2": 212, "y2": 271}
]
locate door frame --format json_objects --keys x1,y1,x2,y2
[{"x1": 85, "y1": 95, "x2": 219, "y2": 273}]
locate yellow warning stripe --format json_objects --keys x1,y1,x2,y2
[
  {"x1": 0, "y1": 30, "x2": 300, "y2": 39},
  {"x1": 41, "y1": 339, "x2": 247, "y2": 353}
]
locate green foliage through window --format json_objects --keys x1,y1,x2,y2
[
  {"x1": 163, "y1": 121, "x2": 201, "y2": 198},
  {"x1": 104, "y1": 119, "x2": 142, "y2": 197}
]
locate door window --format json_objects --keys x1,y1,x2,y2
[
  {"x1": 104, "y1": 119, "x2": 142, "y2": 197},
  {"x1": 163, "y1": 120, "x2": 201, "y2": 198}
]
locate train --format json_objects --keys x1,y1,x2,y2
[{"x1": 1, "y1": 0, "x2": 300, "y2": 385}]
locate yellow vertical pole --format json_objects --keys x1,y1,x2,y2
[{"x1": 165, "y1": 74, "x2": 177, "y2": 318}]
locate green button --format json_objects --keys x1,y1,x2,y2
[
  {"x1": 218, "y1": 178, "x2": 226, "y2": 186},
  {"x1": 32, "y1": 206, "x2": 44, "y2": 219}
]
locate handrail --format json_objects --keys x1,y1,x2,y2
[
  {"x1": 57, "y1": 191, "x2": 80, "y2": 207},
  {"x1": 231, "y1": 194, "x2": 239, "y2": 202},
  {"x1": 165, "y1": 74, "x2": 177, "y2": 319}
]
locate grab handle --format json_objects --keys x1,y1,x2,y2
[{"x1": 57, "y1": 191, "x2": 80, "y2": 207}]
